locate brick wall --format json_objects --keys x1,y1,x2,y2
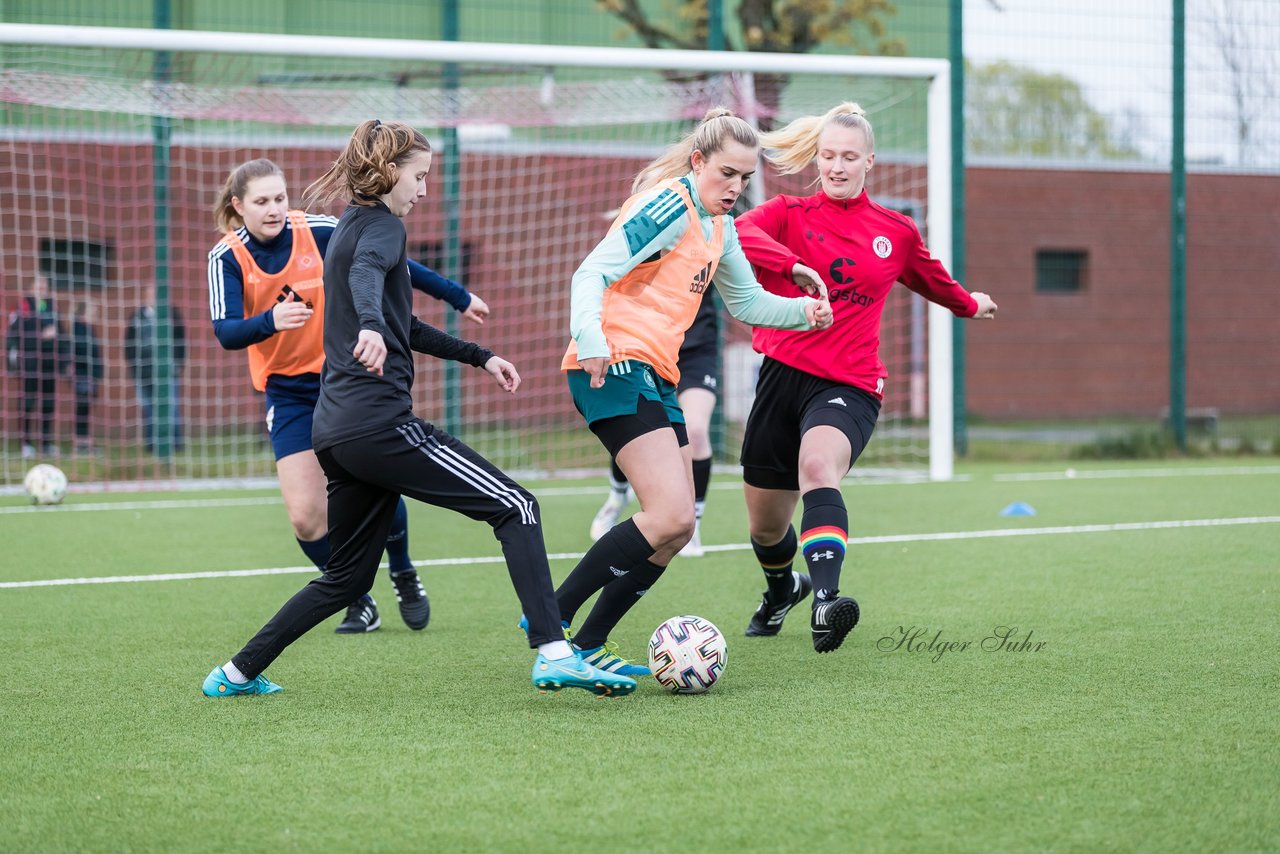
[{"x1": 965, "y1": 167, "x2": 1280, "y2": 419}]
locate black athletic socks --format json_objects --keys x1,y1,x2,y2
[
  {"x1": 296, "y1": 534, "x2": 330, "y2": 572},
  {"x1": 384, "y1": 496, "x2": 414, "y2": 573},
  {"x1": 608, "y1": 459, "x2": 628, "y2": 492},
  {"x1": 555, "y1": 517, "x2": 654, "y2": 623},
  {"x1": 752, "y1": 525, "x2": 799, "y2": 604},
  {"x1": 799, "y1": 487, "x2": 848, "y2": 601},
  {"x1": 573, "y1": 559, "x2": 667, "y2": 650},
  {"x1": 691, "y1": 456, "x2": 711, "y2": 505}
]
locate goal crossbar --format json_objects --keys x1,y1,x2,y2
[
  {"x1": 2, "y1": 23, "x2": 948, "y2": 78},
  {"x1": 1, "y1": 22, "x2": 955, "y2": 481}
]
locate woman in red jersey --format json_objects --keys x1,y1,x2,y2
[{"x1": 735, "y1": 102, "x2": 997, "y2": 654}]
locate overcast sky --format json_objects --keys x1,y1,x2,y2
[{"x1": 962, "y1": 0, "x2": 1279, "y2": 167}]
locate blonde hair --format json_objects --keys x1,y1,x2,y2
[
  {"x1": 213, "y1": 158, "x2": 285, "y2": 232},
  {"x1": 759, "y1": 102, "x2": 875, "y2": 176},
  {"x1": 633, "y1": 107, "x2": 759, "y2": 194},
  {"x1": 303, "y1": 120, "x2": 432, "y2": 208}
]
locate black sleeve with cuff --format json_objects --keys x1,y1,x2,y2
[{"x1": 409, "y1": 317, "x2": 493, "y2": 367}]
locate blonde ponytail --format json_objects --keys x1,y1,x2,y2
[{"x1": 760, "y1": 102, "x2": 875, "y2": 175}]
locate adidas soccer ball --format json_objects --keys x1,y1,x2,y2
[
  {"x1": 24, "y1": 463, "x2": 68, "y2": 506},
  {"x1": 648, "y1": 615, "x2": 727, "y2": 694}
]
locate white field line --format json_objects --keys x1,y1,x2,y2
[
  {"x1": 3, "y1": 515, "x2": 1278, "y2": 590},
  {"x1": 0, "y1": 479, "x2": 919, "y2": 515},
  {"x1": 5, "y1": 464, "x2": 1276, "y2": 515},
  {"x1": 993, "y1": 465, "x2": 1280, "y2": 482},
  {"x1": 0, "y1": 496, "x2": 284, "y2": 514}
]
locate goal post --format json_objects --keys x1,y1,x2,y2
[{"x1": 0, "y1": 23, "x2": 954, "y2": 486}]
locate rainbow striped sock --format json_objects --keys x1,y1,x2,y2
[{"x1": 800, "y1": 488, "x2": 848, "y2": 599}]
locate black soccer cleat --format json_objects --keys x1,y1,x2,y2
[
  {"x1": 811, "y1": 596, "x2": 860, "y2": 653},
  {"x1": 335, "y1": 596, "x2": 381, "y2": 634},
  {"x1": 745, "y1": 572, "x2": 813, "y2": 637},
  {"x1": 390, "y1": 569, "x2": 430, "y2": 631}
]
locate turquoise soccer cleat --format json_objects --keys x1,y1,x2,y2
[
  {"x1": 575, "y1": 641, "x2": 652, "y2": 677},
  {"x1": 531, "y1": 653, "x2": 636, "y2": 697},
  {"x1": 202, "y1": 666, "x2": 283, "y2": 697}
]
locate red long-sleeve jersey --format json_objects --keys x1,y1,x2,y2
[{"x1": 737, "y1": 190, "x2": 977, "y2": 399}]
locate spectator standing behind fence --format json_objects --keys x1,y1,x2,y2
[
  {"x1": 69, "y1": 298, "x2": 104, "y2": 457},
  {"x1": 124, "y1": 300, "x2": 186, "y2": 454},
  {"x1": 6, "y1": 273, "x2": 65, "y2": 459}
]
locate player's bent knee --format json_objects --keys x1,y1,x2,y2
[
  {"x1": 748, "y1": 508, "x2": 796, "y2": 545},
  {"x1": 652, "y1": 512, "x2": 696, "y2": 550},
  {"x1": 671, "y1": 524, "x2": 696, "y2": 551},
  {"x1": 750, "y1": 524, "x2": 790, "y2": 547},
  {"x1": 797, "y1": 457, "x2": 843, "y2": 490},
  {"x1": 289, "y1": 517, "x2": 327, "y2": 542},
  {"x1": 284, "y1": 500, "x2": 327, "y2": 540}
]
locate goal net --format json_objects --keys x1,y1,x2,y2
[{"x1": 0, "y1": 25, "x2": 952, "y2": 490}]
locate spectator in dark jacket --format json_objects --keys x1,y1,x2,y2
[
  {"x1": 124, "y1": 301, "x2": 186, "y2": 454},
  {"x1": 6, "y1": 274, "x2": 65, "y2": 458},
  {"x1": 69, "y1": 298, "x2": 104, "y2": 456}
]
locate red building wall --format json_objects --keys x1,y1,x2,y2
[
  {"x1": 964, "y1": 166, "x2": 1280, "y2": 419},
  {"x1": 3, "y1": 144, "x2": 1277, "y2": 456}
]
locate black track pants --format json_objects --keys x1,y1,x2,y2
[{"x1": 232, "y1": 417, "x2": 563, "y2": 678}]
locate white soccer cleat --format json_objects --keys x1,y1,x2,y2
[{"x1": 589, "y1": 487, "x2": 633, "y2": 541}]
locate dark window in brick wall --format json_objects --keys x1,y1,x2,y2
[
  {"x1": 40, "y1": 239, "x2": 112, "y2": 292},
  {"x1": 1035, "y1": 249, "x2": 1087, "y2": 293}
]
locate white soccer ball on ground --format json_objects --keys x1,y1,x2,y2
[
  {"x1": 24, "y1": 463, "x2": 68, "y2": 505},
  {"x1": 648, "y1": 615, "x2": 727, "y2": 694}
]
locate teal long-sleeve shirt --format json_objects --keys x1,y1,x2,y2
[{"x1": 569, "y1": 174, "x2": 812, "y2": 361}]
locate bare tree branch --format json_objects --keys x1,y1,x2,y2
[
  {"x1": 594, "y1": 0, "x2": 704, "y2": 51},
  {"x1": 1199, "y1": 0, "x2": 1277, "y2": 166}
]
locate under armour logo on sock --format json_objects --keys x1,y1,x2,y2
[{"x1": 809, "y1": 550, "x2": 837, "y2": 561}]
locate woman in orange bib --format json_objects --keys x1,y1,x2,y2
[{"x1": 550, "y1": 108, "x2": 834, "y2": 675}]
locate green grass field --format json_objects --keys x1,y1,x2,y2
[{"x1": 2, "y1": 459, "x2": 1278, "y2": 852}]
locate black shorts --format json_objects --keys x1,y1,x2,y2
[
  {"x1": 740, "y1": 357, "x2": 881, "y2": 491},
  {"x1": 567, "y1": 363, "x2": 689, "y2": 457},
  {"x1": 676, "y1": 338, "x2": 720, "y2": 396},
  {"x1": 590, "y1": 396, "x2": 690, "y2": 458}
]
